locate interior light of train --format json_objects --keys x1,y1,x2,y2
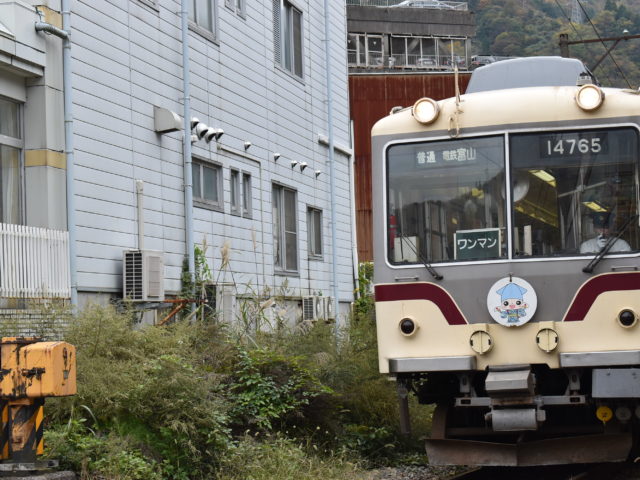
[
  {"x1": 412, "y1": 97, "x2": 440, "y2": 124},
  {"x1": 399, "y1": 317, "x2": 418, "y2": 336},
  {"x1": 582, "y1": 201, "x2": 608, "y2": 213},
  {"x1": 529, "y1": 169, "x2": 556, "y2": 187},
  {"x1": 576, "y1": 84, "x2": 605, "y2": 111}
]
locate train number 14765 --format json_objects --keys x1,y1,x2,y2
[{"x1": 540, "y1": 133, "x2": 607, "y2": 157}]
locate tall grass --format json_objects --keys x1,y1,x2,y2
[{"x1": 43, "y1": 283, "x2": 432, "y2": 479}]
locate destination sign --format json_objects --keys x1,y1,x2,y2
[{"x1": 415, "y1": 146, "x2": 478, "y2": 167}]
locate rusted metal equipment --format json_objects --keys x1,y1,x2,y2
[{"x1": 0, "y1": 337, "x2": 76, "y2": 472}]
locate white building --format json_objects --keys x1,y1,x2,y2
[{"x1": 0, "y1": 0, "x2": 355, "y2": 326}]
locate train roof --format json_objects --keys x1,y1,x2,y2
[
  {"x1": 371, "y1": 85, "x2": 640, "y2": 138},
  {"x1": 466, "y1": 56, "x2": 596, "y2": 93}
]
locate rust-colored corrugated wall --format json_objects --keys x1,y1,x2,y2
[{"x1": 350, "y1": 73, "x2": 471, "y2": 262}]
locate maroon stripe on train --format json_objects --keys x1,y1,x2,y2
[
  {"x1": 564, "y1": 272, "x2": 640, "y2": 322},
  {"x1": 374, "y1": 283, "x2": 467, "y2": 325}
]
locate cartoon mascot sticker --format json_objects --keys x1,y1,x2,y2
[{"x1": 487, "y1": 276, "x2": 537, "y2": 327}]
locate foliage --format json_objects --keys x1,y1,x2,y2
[
  {"x1": 216, "y1": 434, "x2": 366, "y2": 480},
  {"x1": 46, "y1": 305, "x2": 232, "y2": 479},
  {"x1": 353, "y1": 262, "x2": 374, "y2": 321},
  {"x1": 470, "y1": 0, "x2": 640, "y2": 88},
  {"x1": 228, "y1": 347, "x2": 333, "y2": 431},
  {"x1": 45, "y1": 415, "x2": 161, "y2": 480},
  {"x1": 45, "y1": 281, "x2": 430, "y2": 478}
]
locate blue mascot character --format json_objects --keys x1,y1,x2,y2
[{"x1": 494, "y1": 282, "x2": 529, "y2": 325}]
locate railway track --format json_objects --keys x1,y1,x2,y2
[{"x1": 445, "y1": 462, "x2": 631, "y2": 480}]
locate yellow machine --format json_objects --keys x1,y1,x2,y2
[{"x1": 0, "y1": 337, "x2": 76, "y2": 469}]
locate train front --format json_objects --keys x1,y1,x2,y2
[{"x1": 372, "y1": 58, "x2": 640, "y2": 466}]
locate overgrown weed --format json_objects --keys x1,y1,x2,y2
[{"x1": 44, "y1": 261, "x2": 432, "y2": 478}]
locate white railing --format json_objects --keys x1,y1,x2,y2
[
  {"x1": 0, "y1": 224, "x2": 70, "y2": 298},
  {"x1": 346, "y1": 0, "x2": 468, "y2": 10},
  {"x1": 348, "y1": 52, "x2": 469, "y2": 70}
]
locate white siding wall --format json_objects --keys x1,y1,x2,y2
[{"x1": 71, "y1": 0, "x2": 354, "y2": 305}]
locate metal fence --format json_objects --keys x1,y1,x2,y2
[
  {"x1": 0, "y1": 224, "x2": 70, "y2": 298},
  {"x1": 348, "y1": 52, "x2": 468, "y2": 70},
  {"x1": 346, "y1": 0, "x2": 468, "y2": 11}
]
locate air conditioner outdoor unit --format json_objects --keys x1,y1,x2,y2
[
  {"x1": 324, "y1": 296, "x2": 336, "y2": 322},
  {"x1": 123, "y1": 250, "x2": 165, "y2": 302},
  {"x1": 302, "y1": 296, "x2": 324, "y2": 322}
]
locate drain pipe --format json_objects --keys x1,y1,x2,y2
[
  {"x1": 136, "y1": 180, "x2": 145, "y2": 251},
  {"x1": 349, "y1": 121, "x2": 359, "y2": 297},
  {"x1": 180, "y1": 0, "x2": 195, "y2": 284},
  {"x1": 35, "y1": 2, "x2": 78, "y2": 306},
  {"x1": 323, "y1": 0, "x2": 340, "y2": 330}
]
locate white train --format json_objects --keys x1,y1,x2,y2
[{"x1": 372, "y1": 57, "x2": 640, "y2": 466}]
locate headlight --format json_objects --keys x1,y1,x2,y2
[
  {"x1": 618, "y1": 309, "x2": 637, "y2": 328},
  {"x1": 399, "y1": 317, "x2": 418, "y2": 336},
  {"x1": 412, "y1": 97, "x2": 440, "y2": 124},
  {"x1": 576, "y1": 84, "x2": 604, "y2": 111}
]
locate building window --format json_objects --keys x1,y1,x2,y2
[
  {"x1": 137, "y1": 0, "x2": 159, "y2": 9},
  {"x1": 192, "y1": 159, "x2": 222, "y2": 209},
  {"x1": 242, "y1": 172, "x2": 252, "y2": 217},
  {"x1": 273, "y1": 0, "x2": 303, "y2": 78},
  {"x1": 273, "y1": 184, "x2": 298, "y2": 273},
  {"x1": 189, "y1": 0, "x2": 218, "y2": 38},
  {"x1": 226, "y1": 0, "x2": 246, "y2": 16},
  {"x1": 307, "y1": 207, "x2": 322, "y2": 258},
  {"x1": 347, "y1": 33, "x2": 383, "y2": 68},
  {"x1": 230, "y1": 169, "x2": 240, "y2": 215},
  {"x1": 0, "y1": 98, "x2": 22, "y2": 224},
  {"x1": 390, "y1": 35, "x2": 437, "y2": 68}
]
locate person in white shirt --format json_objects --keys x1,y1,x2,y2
[{"x1": 580, "y1": 211, "x2": 631, "y2": 254}]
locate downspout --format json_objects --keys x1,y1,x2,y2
[
  {"x1": 180, "y1": 0, "x2": 195, "y2": 286},
  {"x1": 136, "y1": 180, "x2": 145, "y2": 251},
  {"x1": 349, "y1": 121, "x2": 359, "y2": 297},
  {"x1": 35, "y1": 2, "x2": 78, "y2": 306},
  {"x1": 323, "y1": 0, "x2": 341, "y2": 330}
]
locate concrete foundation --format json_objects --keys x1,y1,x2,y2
[{"x1": 1, "y1": 472, "x2": 75, "y2": 480}]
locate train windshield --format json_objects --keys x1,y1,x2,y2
[
  {"x1": 511, "y1": 127, "x2": 639, "y2": 258},
  {"x1": 386, "y1": 127, "x2": 640, "y2": 265},
  {"x1": 387, "y1": 136, "x2": 507, "y2": 264}
]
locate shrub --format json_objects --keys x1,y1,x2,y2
[
  {"x1": 46, "y1": 305, "x2": 231, "y2": 479},
  {"x1": 44, "y1": 289, "x2": 432, "y2": 479},
  {"x1": 45, "y1": 415, "x2": 161, "y2": 480},
  {"x1": 227, "y1": 347, "x2": 333, "y2": 431}
]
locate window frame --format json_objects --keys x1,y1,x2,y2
[
  {"x1": 189, "y1": 0, "x2": 219, "y2": 42},
  {"x1": 385, "y1": 134, "x2": 507, "y2": 266},
  {"x1": 273, "y1": 183, "x2": 299, "y2": 274},
  {"x1": 0, "y1": 97, "x2": 23, "y2": 225},
  {"x1": 275, "y1": 0, "x2": 304, "y2": 79},
  {"x1": 226, "y1": 0, "x2": 246, "y2": 17},
  {"x1": 230, "y1": 168, "x2": 240, "y2": 215},
  {"x1": 192, "y1": 157, "x2": 223, "y2": 211},
  {"x1": 383, "y1": 125, "x2": 640, "y2": 269},
  {"x1": 242, "y1": 172, "x2": 252, "y2": 218},
  {"x1": 307, "y1": 206, "x2": 323, "y2": 259},
  {"x1": 137, "y1": 0, "x2": 159, "y2": 11}
]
